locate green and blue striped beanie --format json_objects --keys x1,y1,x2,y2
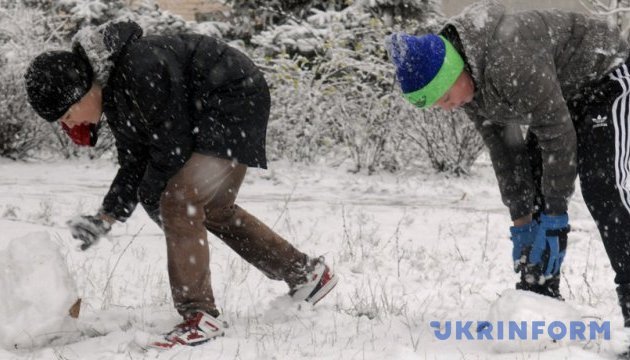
[{"x1": 387, "y1": 33, "x2": 464, "y2": 108}]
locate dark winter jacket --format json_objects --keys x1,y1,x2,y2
[
  {"x1": 73, "y1": 21, "x2": 264, "y2": 222},
  {"x1": 440, "y1": 1, "x2": 629, "y2": 220}
]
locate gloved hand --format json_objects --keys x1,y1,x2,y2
[
  {"x1": 528, "y1": 213, "x2": 570, "y2": 284},
  {"x1": 510, "y1": 220, "x2": 539, "y2": 272},
  {"x1": 67, "y1": 215, "x2": 112, "y2": 250}
]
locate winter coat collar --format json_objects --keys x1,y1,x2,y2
[{"x1": 72, "y1": 20, "x2": 143, "y2": 86}]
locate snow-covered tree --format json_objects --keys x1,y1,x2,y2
[
  {"x1": 0, "y1": 4, "x2": 59, "y2": 159},
  {"x1": 0, "y1": 0, "x2": 480, "y2": 174},
  {"x1": 255, "y1": 0, "x2": 480, "y2": 174},
  {"x1": 7, "y1": 0, "x2": 227, "y2": 39},
  {"x1": 249, "y1": 0, "x2": 443, "y2": 58},
  {"x1": 405, "y1": 108, "x2": 484, "y2": 175},
  {"x1": 251, "y1": 8, "x2": 371, "y2": 58},
  {"x1": 223, "y1": 0, "x2": 352, "y2": 42},
  {"x1": 0, "y1": 0, "x2": 231, "y2": 160},
  {"x1": 124, "y1": 2, "x2": 196, "y2": 36},
  {"x1": 57, "y1": 0, "x2": 127, "y2": 33},
  {"x1": 260, "y1": 6, "x2": 410, "y2": 172},
  {"x1": 360, "y1": 0, "x2": 443, "y2": 27}
]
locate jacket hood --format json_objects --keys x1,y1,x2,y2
[
  {"x1": 441, "y1": 0, "x2": 506, "y2": 87},
  {"x1": 72, "y1": 20, "x2": 143, "y2": 86}
]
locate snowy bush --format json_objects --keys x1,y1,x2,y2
[
  {"x1": 256, "y1": 0, "x2": 484, "y2": 175},
  {"x1": 405, "y1": 108, "x2": 484, "y2": 175},
  {"x1": 0, "y1": 0, "x2": 232, "y2": 160},
  {"x1": 359, "y1": 0, "x2": 444, "y2": 27},
  {"x1": 195, "y1": 20, "x2": 232, "y2": 39},
  {"x1": 253, "y1": 19, "x2": 328, "y2": 58},
  {"x1": 251, "y1": 7, "x2": 373, "y2": 58},
  {"x1": 264, "y1": 56, "x2": 409, "y2": 174},
  {"x1": 52, "y1": 0, "x2": 225, "y2": 38},
  {"x1": 264, "y1": 57, "x2": 333, "y2": 163},
  {"x1": 258, "y1": 7, "x2": 402, "y2": 172},
  {"x1": 223, "y1": 0, "x2": 289, "y2": 42},
  {"x1": 312, "y1": 24, "x2": 410, "y2": 173},
  {"x1": 1, "y1": 0, "x2": 484, "y2": 176},
  {"x1": 264, "y1": 54, "x2": 483, "y2": 175},
  {"x1": 260, "y1": 22, "x2": 405, "y2": 172},
  {"x1": 125, "y1": 2, "x2": 197, "y2": 36},
  {"x1": 327, "y1": 89, "x2": 409, "y2": 174},
  {"x1": 224, "y1": 0, "x2": 351, "y2": 43},
  {"x1": 28, "y1": 0, "x2": 220, "y2": 39},
  {"x1": 0, "y1": 5, "x2": 57, "y2": 159},
  {"x1": 0, "y1": 2, "x2": 119, "y2": 160},
  {"x1": 56, "y1": 0, "x2": 127, "y2": 37}
]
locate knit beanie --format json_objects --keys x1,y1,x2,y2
[
  {"x1": 387, "y1": 33, "x2": 464, "y2": 108},
  {"x1": 24, "y1": 50, "x2": 93, "y2": 122}
]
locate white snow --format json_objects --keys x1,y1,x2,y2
[
  {"x1": 484, "y1": 289, "x2": 587, "y2": 353},
  {"x1": 0, "y1": 232, "x2": 79, "y2": 350},
  {"x1": 0, "y1": 157, "x2": 629, "y2": 359}
]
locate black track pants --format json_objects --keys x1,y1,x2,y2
[{"x1": 527, "y1": 62, "x2": 630, "y2": 285}]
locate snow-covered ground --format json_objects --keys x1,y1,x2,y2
[{"x1": 0, "y1": 157, "x2": 628, "y2": 359}]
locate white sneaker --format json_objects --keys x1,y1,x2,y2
[
  {"x1": 149, "y1": 311, "x2": 225, "y2": 350},
  {"x1": 290, "y1": 257, "x2": 339, "y2": 305}
]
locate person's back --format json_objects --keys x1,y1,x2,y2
[
  {"x1": 488, "y1": 10, "x2": 628, "y2": 99},
  {"x1": 504, "y1": 9, "x2": 628, "y2": 96},
  {"x1": 441, "y1": 1, "x2": 629, "y2": 121},
  {"x1": 430, "y1": 1, "x2": 630, "y2": 224},
  {"x1": 68, "y1": 21, "x2": 270, "y2": 219},
  {"x1": 123, "y1": 32, "x2": 260, "y2": 93}
]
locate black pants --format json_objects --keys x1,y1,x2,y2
[{"x1": 527, "y1": 62, "x2": 630, "y2": 285}]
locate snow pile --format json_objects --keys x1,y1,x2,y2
[
  {"x1": 1, "y1": 160, "x2": 628, "y2": 358},
  {"x1": 485, "y1": 289, "x2": 586, "y2": 353},
  {"x1": 0, "y1": 232, "x2": 79, "y2": 349}
]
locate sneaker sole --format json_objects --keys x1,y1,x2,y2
[
  {"x1": 307, "y1": 273, "x2": 339, "y2": 305},
  {"x1": 148, "y1": 331, "x2": 224, "y2": 350}
]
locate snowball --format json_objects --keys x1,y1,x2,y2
[
  {"x1": 483, "y1": 289, "x2": 588, "y2": 353},
  {"x1": 0, "y1": 232, "x2": 79, "y2": 350}
]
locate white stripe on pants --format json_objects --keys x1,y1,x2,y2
[{"x1": 609, "y1": 64, "x2": 630, "y2": 216}]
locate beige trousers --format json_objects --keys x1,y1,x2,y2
[{"x1": 159, "y1": 153, "x2": 309, "y2": 317}]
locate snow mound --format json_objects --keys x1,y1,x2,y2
[
  {"x1": 0, "y1": 232, "x2": 79, "y2": 350},
  {"x1": 485, "y1": 289, "x2": 592, "y2": 353}
]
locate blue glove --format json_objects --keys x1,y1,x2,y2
[
  {"x1": 529, "y1": 213, "x2": 570, "y2": 281},
  {"x1": 510, "y1": 220, "x2": 538, "y2": 272}
]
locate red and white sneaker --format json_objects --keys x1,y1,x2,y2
[
  {"x1": 290, "y1": 257, "x2": 339, "y2": 305},
  {"x1": 149, "y1": 311, "x2": 225, "y2": 350}
]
